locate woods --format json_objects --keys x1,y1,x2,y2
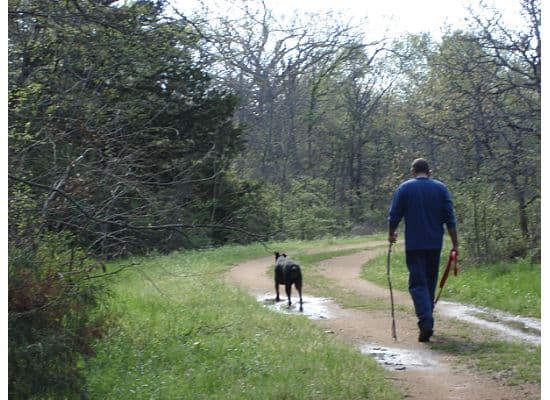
[{"x1": 8, "y1": 0, "x2": 540, "y2": 398}]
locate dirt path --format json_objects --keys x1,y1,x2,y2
[{"x1": 226, "y1": 245, "x2": 540, "y2": 400}]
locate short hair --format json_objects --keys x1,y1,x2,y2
[{"x1": 411, "y1": 158, "x2": 430, "y2": 174}]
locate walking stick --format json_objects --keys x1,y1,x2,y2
[{"x1": 386, "y1": 242, "x2": 397, "y2": 341}]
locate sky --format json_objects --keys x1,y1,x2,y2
[
  {"x1": 263, "y1": 0, "x2": 519, "y2": 36},
  {"x1": 170, "y1": 0, "x2": 528, "y2": 40}
]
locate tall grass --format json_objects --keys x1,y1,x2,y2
[
  {"x1": 85, "y1": 237, "x2": 401, "y2": 399},
  {"x1": 361, "y1": 245, "x2": 540, "y2": 318}
]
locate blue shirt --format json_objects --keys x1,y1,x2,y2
[{"x1": 388, "y1": 177, "x2": 456, "y2": 251}]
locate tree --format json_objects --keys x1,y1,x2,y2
[
  {"x1": 394, "y1": 14, "x2": 540, "y2": 261},
  {"x1": 8, "y1": 0, "x2": 266, "y2": 397},
  {"x1": 9, "y1": 0, "x2": 258, "y2": 258},
  {"x1": 194, "y1": 1, "x2": 389, "y2": 234}
]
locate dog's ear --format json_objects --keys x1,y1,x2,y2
[
  {"x1": 275, "y1": 252, "x2": 280, "y2": 258},
  {"x1": 283, "y1": 253, "x2": 287, "y2": 257}
]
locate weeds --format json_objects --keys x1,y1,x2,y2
[{"x1": 85, "y1": 236, "x2": 401, "y2": 399}]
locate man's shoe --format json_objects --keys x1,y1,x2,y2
[{"x1": 418, "y1": 329, "x2": 433, "y2": 342}]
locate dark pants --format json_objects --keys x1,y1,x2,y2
[{"x1": 405, "y1": 249, "x2": 441, "y2": 332}]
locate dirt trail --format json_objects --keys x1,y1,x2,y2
[{"x1": 226, "y1": 245, "x2": 540, "y2": 400}]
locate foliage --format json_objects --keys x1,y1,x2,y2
[
  {"x1": 7, "y1": 180, "x2": 103, "y2": 398},
  {"x1": 85, "y1": 239, "x2": 401, "y2": 399},
  {"x1": 266, "y1": 177, "x2": 350, "y2": 240},
  {"x1": 202, "y1": 169, "x2": 275, "y2": 246},
  {"x1": 9, "y1": 0, "x2": 540, "y2": 258},
  {"x1": 8, "y1": 0, "x2": 264, "y2": 397},
  {"x1": 195, "y1": 0, "x2": 540, "y2": 262},
  {"x1": 453, "y1": 180, "x2": 535, "y2": 262},
  {"x1": 8, "y1": 232, "x2": 105, "y2": 399},
  {"x1": 8, "y1": 0, "x2": 262, "y2": 258}
]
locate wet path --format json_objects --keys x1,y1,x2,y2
[
  {"x1": 226, "y1": 245, "x2": 540, "y2": 400},
  {"x1": 317, "y1": 249, "x2": 541, "y2": 345},
  {"x1": 438, "y1": 300, "x2": 540, "y2": 345},
  {"x1": 257, "y1": 294, "x2": 335, "y2": 320}
]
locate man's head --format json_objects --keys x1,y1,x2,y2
[{"x1": 411, "y1": 158, "x2": 431, "y2": 176}]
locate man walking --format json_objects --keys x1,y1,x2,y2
[{"x1": 388, "y1": 158, "x2": 458, "y2": 342}]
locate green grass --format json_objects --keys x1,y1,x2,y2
[
  {"x1": 429, "y1": 319, "x2": 541, "y2": 384},
  {"x1": 441, "y1": 259, "x2": 540, "y2": 318},
  {"x1": 360, "y1": 244, "x2": 540, "y2": 385},
  {"x1": 289, "y1": 247, "x2": 405, "y2": 312},
  {"x1": 85, "y1": 237, "x2": 401, "y2": 400},
  {"x1": 361, "y1": 246, "x2": 540, "y2": 318}
]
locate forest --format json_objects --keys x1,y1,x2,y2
[{"x1": 8, "y1": 0, "x2": 540, "y2": 398}]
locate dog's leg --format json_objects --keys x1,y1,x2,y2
[
  {"x1": 285, "y1": 283, "x2": 292, "y2": 308},
  {"x1": 275, "y1": 283, "x2": 280, "y2": 302},
  {"x1": 297, "y1": 284, "x2": 303, "y2": 312}
]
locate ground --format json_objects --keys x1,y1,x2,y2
[{"x1": 226, "y1": 243, "x2": 540, "y2": 400}]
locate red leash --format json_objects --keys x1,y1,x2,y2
[{"x1": 434, "y1": 250, "x2": 458, "y2": 306}]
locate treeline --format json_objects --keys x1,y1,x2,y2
[
  {"x1": 8, "y1": 1, "x2": 258, "y2": 398},
  {"x1": 8, "y1": 0, "x2": 539, "y2": 398},
  {"x1": 199, "y1": 1, "x2": 540, "y2": 262}
]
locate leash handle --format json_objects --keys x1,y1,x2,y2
[
  {"x1": 451, "y1": 249, "x2": 458, "y2": 276},
  {"x1": 434, "y1": 249, "x2": 459, "y2": 306},
  {"x1": 439, "y1": 250, "x2": 458, "y2": 288}
]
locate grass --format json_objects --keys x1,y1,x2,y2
[
  {"x1": 429, "y1": 319, "x2": 541, "y2": 385},
  {"x1": 360, "y1": 245, "x2": 540, "y2": 318},
  {"x1": 441, "y1": 259, "x2": 540, "y2": 318},
  {"x1": 85, "y1": 236, "x2": 402, "y2": 400},
  {"x1": 289, "y1": 246, "x2": 406, "y2": 313},
  {"x1": 360, "y1": 243, "x2": 541, "y2": 385}
]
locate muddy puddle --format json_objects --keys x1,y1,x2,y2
[
  {"x1": 257, "y1": 294, "x2": 335, "y2": 320},
  {"x1": 438, "y1": 301, "x2": 541, "y2": 345},
  {"x1": 360, "y1": 344, "x2": 438, "y2": 371}
]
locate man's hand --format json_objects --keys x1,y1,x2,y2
[
  {"x1": 389, "y1": 231, "x2": 397, "y2": 244},
  {"x1": 448, "y1": 228, "x2": 459, "y2": 257}
]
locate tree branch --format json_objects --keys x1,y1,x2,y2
[{"x1": 9, "y1": 174, "x2": 267, "y2": 240}]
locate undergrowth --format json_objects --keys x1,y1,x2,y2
[{"x1": 85, "y1": 236, "x2": 401, "y2": 399}]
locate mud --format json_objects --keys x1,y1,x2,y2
[
  {"x1": 226, "y1": 245, "x2": 540, "y2": 400},
  {"x1": 257, "y1": 294, "x2": 335, "y2": 320},
  {"x1": 360, "y1": 344, "x2": 438, "y2": 371},
  {"x1": 438, "y1": 300, "x2": 541, "y2": 345}
]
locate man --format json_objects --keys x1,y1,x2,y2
[{"x1": 388, "y1": 158, "x2": 458, "y2": 342}]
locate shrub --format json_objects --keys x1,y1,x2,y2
[
  {"x1": 453, "y1": 180, "x2": 539, "y2": 264},
  {"x1": 8, "y1": 233, "x2": 105, "y2": 399}
]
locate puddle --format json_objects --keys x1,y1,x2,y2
[
  {"x1": 257, "y1": 294, "x2": 334, "y2": 320},
  {"x1": 360, "y1": 344, "x2": 437, "y2": 371},
  {"x1": 438, "y1": 301, "x2": 541, "y2": 345}
]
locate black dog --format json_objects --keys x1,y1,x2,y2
[{"x1": 274, "y1": 252, "x2": 303, "y2": 312}]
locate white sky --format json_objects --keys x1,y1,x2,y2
[{"x1": 170, "y1": 0, "x2": 527, "y2": 40}]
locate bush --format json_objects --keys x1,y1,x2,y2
[
  {"x1": 8, "y1": 233, "x2": 105, "y2": 399},
  {"x1": 453, "y1": 180, "x2": 539, "y2": 264},
  {"x1": 268, "y1": 177, "x2": 347, "y2": 240}
]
